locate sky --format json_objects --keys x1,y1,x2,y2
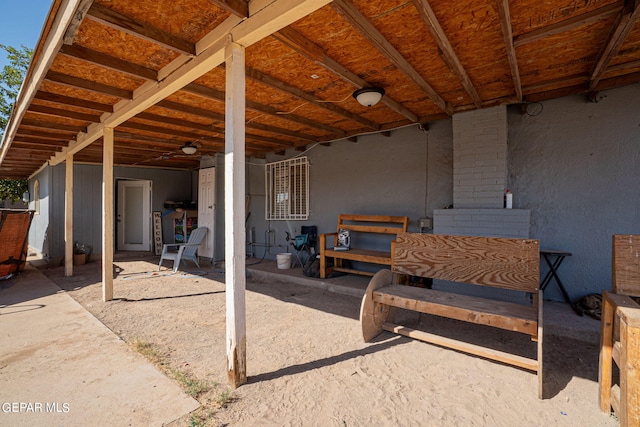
[{"x1": 0, "y1": 0, "x2": 51, "y2": 70}]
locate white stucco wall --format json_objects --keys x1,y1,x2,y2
[{"x1": 508, "y1": 84, "x2": 640, "y2": 300}]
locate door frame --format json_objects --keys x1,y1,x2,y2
[{"x1": 116, "y1": 179, "x2": 152, "y2": 251}]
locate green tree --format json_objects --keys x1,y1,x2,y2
[{"x1": 0, "y1": 44, "x2": 32, "y2": 201}]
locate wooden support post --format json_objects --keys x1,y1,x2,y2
[
  {"x1": 102, "y1": 127, "x2": 114, "y2": 302},
  {"x1": 225, "y1": 41, "x2": 247, "y2": 388},
  {"x1": 64, "y1": 153, "x2": 73, "y2": 277}
]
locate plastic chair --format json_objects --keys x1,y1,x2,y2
[
  {"x1": 288, "y1": 226, "x2": 317, "y2": 268},
  {"x1": 158, "y1": 227, "x2": 207, "y2": 273}
]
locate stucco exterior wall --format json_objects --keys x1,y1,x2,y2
[
  {"x1": 245, "y1": 121, "x2": 454, "y2": 270},
  {"x1": 507, "y1": 84, "x2": 640, "y2": 301},
  {"x1": 29, "y1": 163, "x2": 193, "y2": 259}
]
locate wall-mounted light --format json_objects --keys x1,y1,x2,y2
[
  {"x1": 181, "y1": 142, "x2": 197, "y2": 155},
  {"x1": 353, "y1": 87, "x2": 385, "y2": 107}
]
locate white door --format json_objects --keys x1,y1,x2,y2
[
  {"x1": 117, "y1": 180, "x2": 151, "y2": 251},
  {"x1": 198, "y1": 167, "x2": 215, "y2": 259}
]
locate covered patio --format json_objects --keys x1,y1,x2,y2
[
  {"x1": 2, "y1": 0, "x2": 640, "y2": 395},
  {"x1": 0, "y1": 255, "x2": 612, "y2": 425}
]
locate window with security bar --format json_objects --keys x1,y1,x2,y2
[{"x1": 265, "y1": 156, "x2": 309, "y2": 220}]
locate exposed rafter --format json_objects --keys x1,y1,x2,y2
[
  {"x1": 273, "y1": 27, "x2": 419, "y2": 122},
  {"x1": 59, "y1": 44, "x2": 158, "y2": 80},
  {"x1": 513, "y1": 2, "x2": 622, "y2": 47},
  {"x1": 590, "y1": 0, "x2": 640, "y2": 90},
  {"x1": 495, "y1": 0, "x2": 522, "y2": 101},
  {"x1": 412, "y1": 0, "x2": 482, "y2": 108},
  {"x1": 332, "y1": 0, "x2": 452, "y2": 115},
  {"x1": 207, "y1": 0, "x2": 249, "y2": 18},
  {"x1": 85, "y1": 3, "x2": 196, "y2": 55},
  {"x1": 245, "y1": 66, "x2": 380, "y2": 130}
]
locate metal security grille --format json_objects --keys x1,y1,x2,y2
[{"x1": 265, "y1": 156, "x2": 309, "y2": 220}]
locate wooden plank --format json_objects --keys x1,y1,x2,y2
[
  {"x1": 382, "y1": 323, "x2": 538, "y2": 372},
  {"x1": 59, "y1": 44, "x2": 158, "y2": 81},
  {"x1": 374, "y1": 284, "x2": 538, "y2": 335},
  {"x1": 324, "y1": 248, "x2": 392, "y2": 265},
  {"x1": 339, "y1": 214, "x2": 409, "y2": 225},
  {"x1": 412, "y1": 0, "x2": 481, "y2": 107},
  {"x1": 64, "y1": 153, "x2": 73, "y2": 277},
  {"x1": 207, "y1": 0, "x2": 248, "y2": 18},
  {"x1": 225, "y1": 41, "x2": 247, "y2": 389},
  {"x1": 45, "y1": 71, "x2": 133, "y2": 99},
  {"x1": 102, "y1": 127, "x2": 114, "y2": 302},
  {"x1": 495, "y1": 0, "x2": 522, "y2": 101},
  {"x1": 336, "y1": 224, "x2": 405, "y2": 234},
  {"x1": 612, "y1": 234, "x2": 640, "y2": 297},
  {"x1": 619, "y1": 314, "x2": 640, "y2": 427},
  {"x1": 393, "y1": 233, "x2": 540, "y2": 292},
  {"x1": 590, "y1": 1, "x2": 640, "y2": 90}
]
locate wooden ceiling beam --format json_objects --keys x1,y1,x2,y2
[
  {"x1": 495, "y1": 0, "x2": 522, "y2": 101},
  {"x1": 244, "y1": 66, "x2": 380, "y2": 130},
  {"x1": 13, "y1": 136, "x2": 67, "y2": 146},
  {"x1": 136, "y1": 111, "x2": 297, "y2": 148},
  {"x1": 16, "y1": 128, "x2": 77, "y2": 140},
  {"x1": 179, "y1": 83, "x2": 344, "y2": 136},
  {"x1": 21, "y1": 118, "x2": 87, "y2": 133},
  {"x1": 181, "y1": 83, "x2": 318, "y2": 141},
  {"x1": 514, "y1": 3, "x2": 622, "y2": 47},
  {"x1": 35, "y1": 90, "x2": 114, "y2": 112},
  {"x1": 29, "y1": 104, "x2": 102, "y2": 122},
  {"x1": 332, "y1": 0, "x2": 451, "y2": 115},
  {"x1": 118, "y1": 120, "x2": 212, "y2": 140},
  {"x1": 590, "y1": 0, "x2": 640, "y2": 90},
  {"x1": 207, "y1": 0, "x2": 249, "y2": 18},
  {"x1": 12, "y1": 142, "x2": 65, "y2": 151},
  {"x1": 45, "y1": 71, "x2": 132, "y2": 99},
  {"x1": 59, "y1": 44, "x2": 158, "y2": 81},
  {"x1": 412, "y1": 0, "x2": 482, "y2": 107},
  {"x1": 273, "y1": 27, "x2": 419, "y2": 123},
  {"x1": 85, "y1": 3, "x2": 196, "y2": 55}
]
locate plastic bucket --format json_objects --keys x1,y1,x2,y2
[{"x1": 276, "y1": 253, "x2": 292, "y2": 269}]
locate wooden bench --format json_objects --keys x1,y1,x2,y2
[
  {"x1": 599, "y1": 234, "x2": 640, "y2": 426},
  {"x1": 319, "y1": 214, "x2": 409, "y2": 279},
  {"x1": 360, "y1": 232, "x2": 543, "y2": 398}
]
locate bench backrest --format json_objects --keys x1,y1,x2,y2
[
  {"x1": 336, "y1": 214, "x2": 409, "y2": 235},
  {"x1": 392, "y1": 233, "x2": 540, "y2": 292},
  {"x1": 613, "y1": 234, "x2": 640, "y2": 297}
]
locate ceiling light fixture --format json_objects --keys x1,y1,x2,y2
[
  {"x1": 180, "y1": 142, "x2": 197, "y2": 155},
  {"x1": 353, "y1": 87, "x2": 385, "y2": 107}
]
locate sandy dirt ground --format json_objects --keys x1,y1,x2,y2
[{"x1": 41, "y1": 255, "x2": 617, "y2": 427}]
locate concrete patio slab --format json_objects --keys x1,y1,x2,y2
[{"x1": 0, "y1": 267, "x2": 200, "y2": 426}]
